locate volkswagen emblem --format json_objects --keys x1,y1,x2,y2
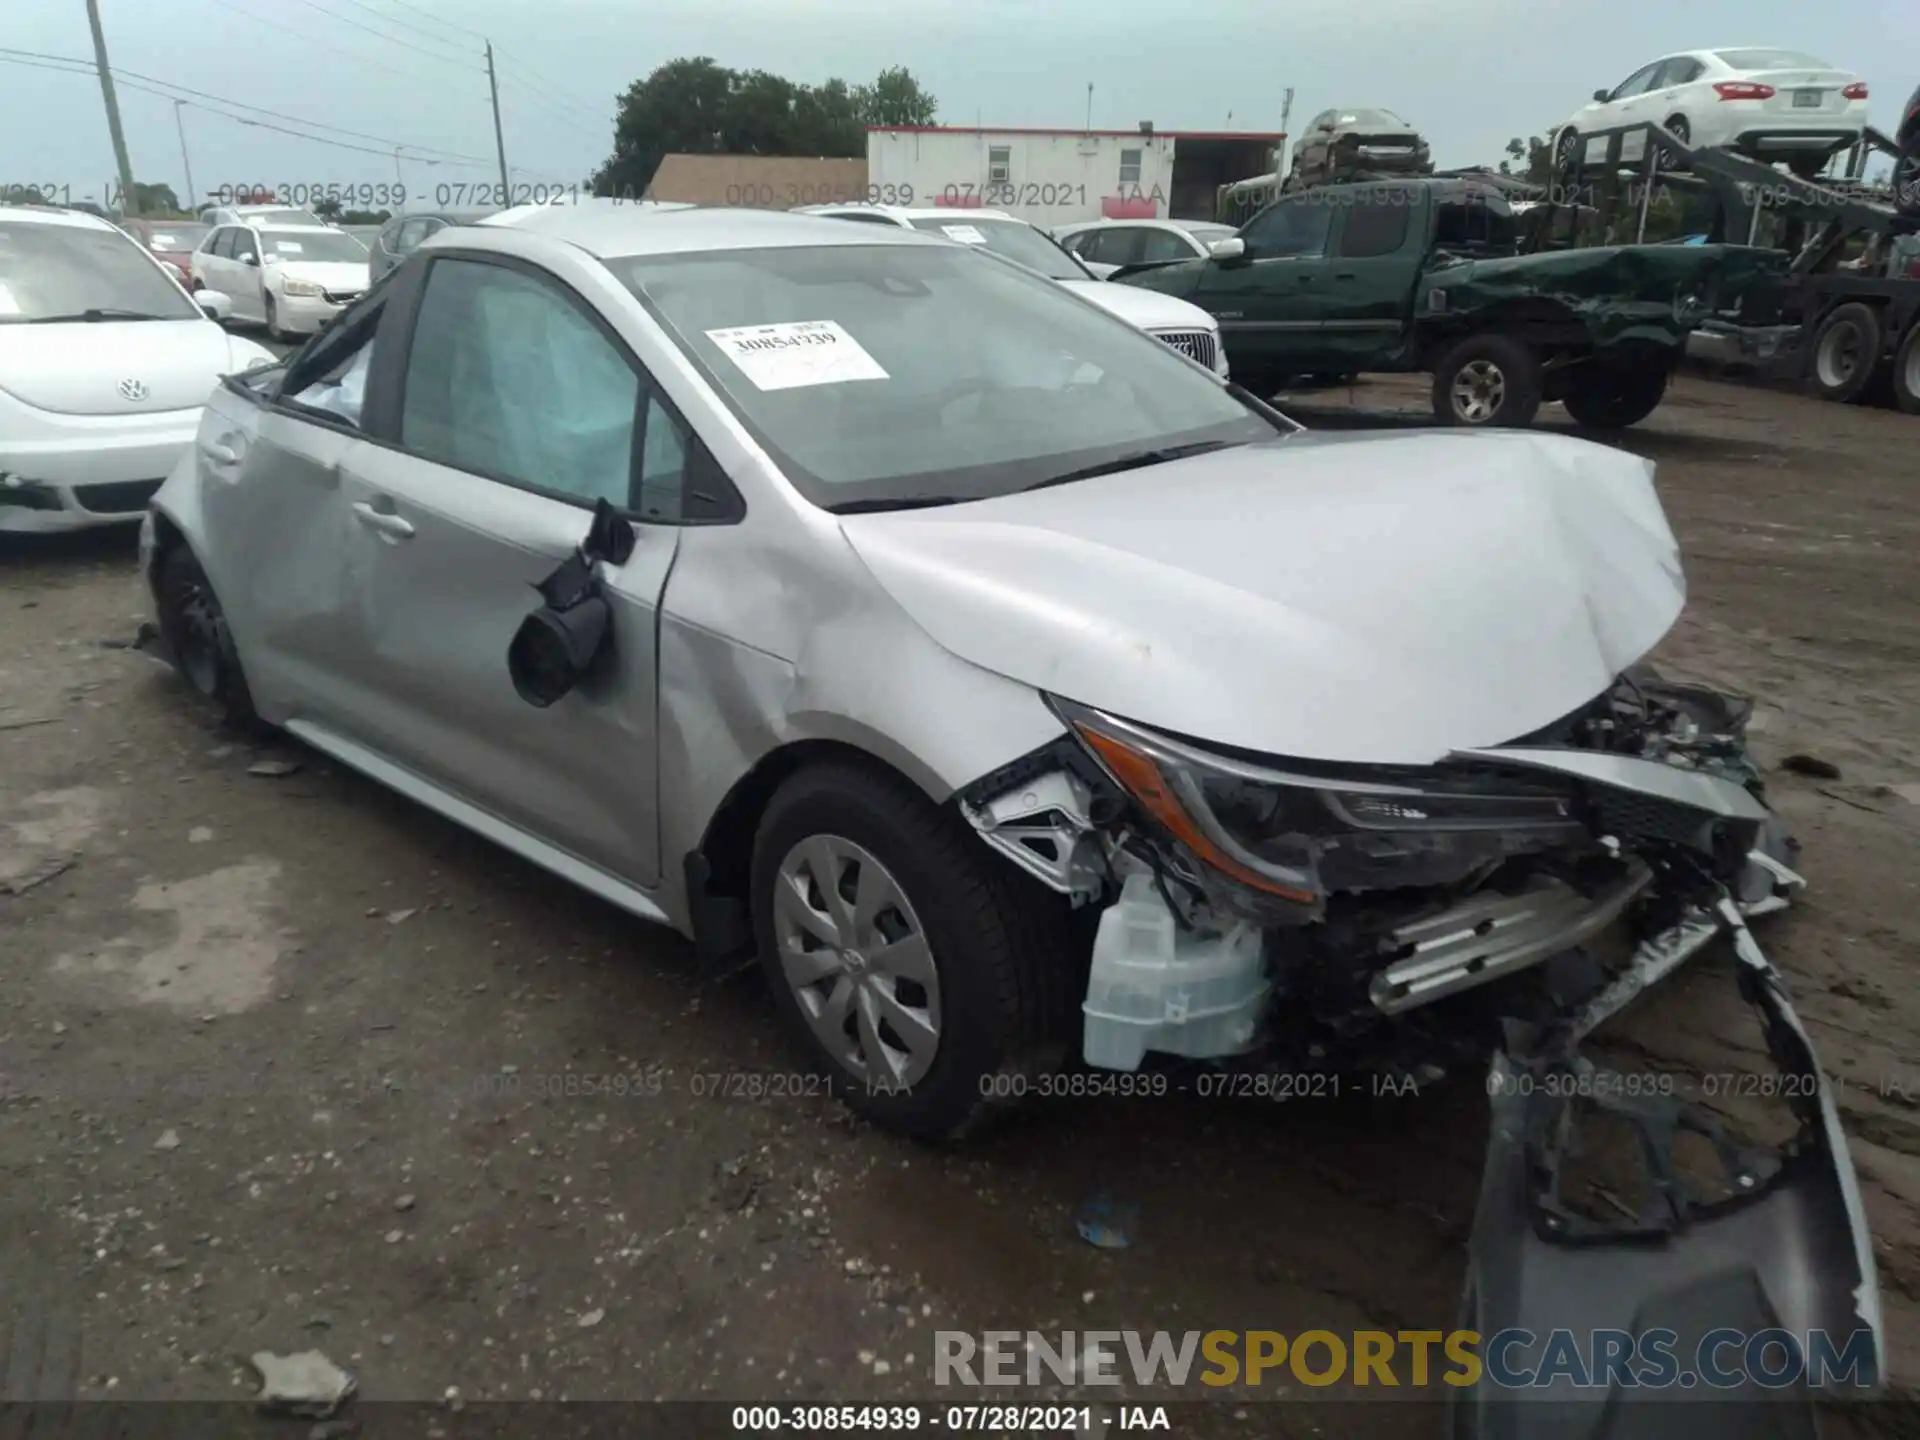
[{"x1": 118, "y1": 378, "x2": 149, "y2": 402}]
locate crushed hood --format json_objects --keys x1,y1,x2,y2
[
  {"x1": 840, "y1": 429, "x2": 1684, "y2": 764},
  {"x1": 1059, "y1": 278, "x2": 1219, "y2": 333},
  {"x1": 0, "y1": 318, "x2": 244, "y2": 415}
]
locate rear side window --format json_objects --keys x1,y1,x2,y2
[
  {"x1": 1137, "y1": 228, "x2": 1196, "y2": 263},
  {"x1": 1337, "y1": 195, "x2": 1411, "y2": 258}
]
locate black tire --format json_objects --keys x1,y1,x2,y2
[
  {"x1": 1663, "y1": 115, "x2": 1691, "y2": 146},
  {"x1": 155, "y1": 544, "x2": 264, "y2": 731},
  {"x1": 1431, "y1": 334, "x2": 1543, "y2": 427},
  {"x1": 1894, "y1": 139, "x2": 1920, "y2": 218},
  {"x1": 750, "y1": 761, "x2": 1075, "y2": 1140},
  {"x1": 1788, "y1": 154, "x2": 1827, "y2": 181},
  {"x1": 1893, "y1": 324, "x2": 1920, "y2": 416},
  {"x1": 1808, "y1": 302, "x2": 1882, "y2": 403},
  {"x1": 1553, "y1": 128, "x2": 1580, "y2": 177},
  {"x1": 1561, "y1": 364, "x2": 1669, "y2": 430},
  {"x1": 264, "y1": 293, "x2": 290, "y2": 344}
]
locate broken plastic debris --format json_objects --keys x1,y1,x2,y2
[
  {"x1": 250, "y1": 1349, "x2": 355, "y2": 1417},
  {"x1": 577, "y1": 1308, "x2": 604, "y2": 1328},
  {"x1": 1075, "y1": 1191, "x2": 1137, "y2": 1250},
  {"x1": 153, "y1": 1129, "x2": 181, "y2": 1151},
  {"x1": 247, "y1": 760, "x2": 302, "y2": 778}
]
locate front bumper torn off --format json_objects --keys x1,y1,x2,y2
[{"x1": 1454, "y1": 897, "x2": 1885, "y2": 1436}]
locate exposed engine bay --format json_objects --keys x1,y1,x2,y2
[{"x1": 960, "y1": 665, "x2": 1883, "y2": 1425}]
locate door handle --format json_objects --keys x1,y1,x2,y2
[
  {"x1": 201, "y1": 441, "x2": 240, "y2": 465},
  {"x1": 1333, "y1": 271, "x2": 1357, "y2": 280},
  {"x1": 352, "y1": 501, "x2": 415, "y2": 539}
]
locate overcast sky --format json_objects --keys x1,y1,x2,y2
[{"x1": 4, "y1": 0, "x2": 1916, "y2": 208}]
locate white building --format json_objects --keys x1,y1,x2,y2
[{"x1": 865, "y1": 125, "x2": 1283, "y2": 227}]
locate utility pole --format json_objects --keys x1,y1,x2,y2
[
  {"x1": 1085, "y1": 83, "x2": 1093, "y2": 133},
  {"x1": 85, "y1": 0, "x2": 139, "y2": 217},
  {"x1": 173, "y1": 100, "x2": 195, "y2": 211},
  {"x1": 485, "y1": 42, "x2": 511, "y2": 207}
]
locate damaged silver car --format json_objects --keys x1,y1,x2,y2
[{"x1": 140, "y1": 207, "x2": 1881, "y2": 1417}]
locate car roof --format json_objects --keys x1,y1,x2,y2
[
  {"x1": 797, "y1": 203, "x2": 1022, "y2": 225},
  {"x1": 0, "y1": 204, "x2": 120, "y2": 232},
  {"x1": 500, "y1": 204, "x2": 960, "y2": 259}
]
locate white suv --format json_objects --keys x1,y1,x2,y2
[
  {"x1": 189, "y1": 221, "x2": 371, "y2": 341},
  {"x1": 796, "y1": 204, "x2": 1231, "y2": 378},
  {"x1": 0, "y1": 206, "x2": 275, "y2": 533}
]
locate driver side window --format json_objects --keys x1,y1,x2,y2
[
  {"x1": 1610, "y1": 63, "x2": 1664, "y2": 100},
  {"x1": 1239, "y1": 200, "x2": 1332, "y2": 260}
]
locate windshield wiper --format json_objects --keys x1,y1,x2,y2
[
  {"x1": 825, "y1": 495, "x2": 968, "y2": 514},
  {"x1": 1022, "y1": 439, "x2": 1237, "y2": 493},
  {"x1": 29, "y1": 308, "x2": 175, "y2": 323}
]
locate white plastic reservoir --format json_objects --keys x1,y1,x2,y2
[{"x1": 1082, "y1": 872, "x2": 1271, "y2": 1071}]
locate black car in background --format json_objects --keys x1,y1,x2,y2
[
  {"x1": 1286, "y1": 108, "x2": 1434, "y2": 190},
  {"x1": 367, "y1": 209, "x2": 498, "y2": 280}
]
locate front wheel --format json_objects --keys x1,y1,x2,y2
[
  {"x1": 750, "y1": 762, "x2": 1075, "y2": 1140},
  {"x1": 264, "y1": 293, "x2": 292, "y2": 344},
  {"x1": 155, "y1": 545, "x2": 263, "y2": 731},
  {"x1": 1431, "y1": 334, "x2": 1543, "y2": 427},
  {"x1": 1562, "y1": 365, "x2": 1669, "y2": 430},
  {"x1": 1809, "y1": 302, "x2": 1882, "y2": 403}
]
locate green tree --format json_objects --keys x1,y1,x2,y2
[
  {"x1": 592, "y1": 58, "x2": 937, "y2": 197},
  {"x1": 1498, "y1": 136, "x2": 1553, "y2": 185},
  {"x1": 312, "y1": 195, "x2": 344, "y2": 221}
]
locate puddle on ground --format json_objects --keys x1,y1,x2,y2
[
  {"x1": 0, "y1": 785, "x2": 110, "y2": 888},
  {"x1": 52, "y1": 860, "x2": 290, "y2": 1014}
]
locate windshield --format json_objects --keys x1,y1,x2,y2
[
  {"x1": 1714, "y1": 49, "x2": 1829, "y2": 71},
  {"x1": 616, "y1": 243, "x2": 1276, "y2": 510},
  {"x1": 904, "y1": 217, "x2": 1086, "y2": 281},
  {"x1": 0, "y1": 221, "x2": 199, "y2": 322},
  {"x1": 1338, "y1": 110, "x2": 1413, "y2": 130},
  {"x1": 259, "y1": 229, "x2": 369, "y2": 263}
]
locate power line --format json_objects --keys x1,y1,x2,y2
[
  {"x1": 269, "y1": 0, "x2": 487, "y2": 73},
  {"x1": 496, "y1": 77, "x2": 608, "y2": 142},
  {"x1": 0, "y1": 52, "x2": 495, "y2": 171},
  {"x1": 0, "y1": 46, "x2": 492, "y2": 164},
  {"x1": 362, "y1": 0, "x2": 488, "y2": 45},
  {"x1": 319, "y1": 0, "x2": 485, "y2": 56},
  {"x1": 203, "y1": 0, "x2": 418, "y2": 81},
  {"x1": 497, "y1": 55, "x2": 611, "y2": 125}
]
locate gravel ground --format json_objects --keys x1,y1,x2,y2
[{"x1": 3, "y1": 371, "x2": 1918, "y2": 1432}]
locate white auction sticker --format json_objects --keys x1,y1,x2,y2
[
  {"x1": 704, "y1": 320, "x2": 889, "y2": 392},
  {"x1": 940, "y1": 225, "x2": 987, "y2": 245}
]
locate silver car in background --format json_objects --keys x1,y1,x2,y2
[{"x1": 139, "y1": 207, "x2": 1881, "y2": 1417}]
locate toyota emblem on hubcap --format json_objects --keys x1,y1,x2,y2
[{"x1": 118, "y1": 378, "x2": 149, "y2": 401}]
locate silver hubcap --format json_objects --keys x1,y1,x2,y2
[
  {"x1": 1818, "y1": 324, "x2": 1860, "y2": 387},
  {"x1": 772, "y1": 835, "x2": 940, "y2": 1089},
  {"x1": 1451, "y1": 359, "x2": 1506, "y2": 422}
]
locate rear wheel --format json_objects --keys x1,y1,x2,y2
[
  {"x1": 1553, "y1": 127, "x2": 1580, "y2": 177},
  {"x1": 1892, "y1": 324, "x2": 1920, "y2": 416},
  {"x1": 1562, "y1": 364, "x2": 1669, "y2": 430},
  {"x1": 1809, "y1": 302, "x2": 1882, "y2": 403},
  {"x1": 750, "y1": 762, "x2": 1075, "y2": 1140},
  {"x1": 1431, "y1": 334, "x2": 1542, "y2": 428},
  {"x1": 1663, "y1": 114, "x2": 1691, "y2": 147},
  {"x1": 155, "y1": 545, "x2": 263, "y2": 731},
  {"x1": 1788, "y1": 154, "x2": 1828, "y2": 181}
]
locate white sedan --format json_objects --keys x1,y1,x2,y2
[
  {"x1": 1053, "y1": 218, "x2": 1238, "y2": 278},
  {"x1": 1555, "y1": 47, "x2": 1870, "y2": 175},
  {"x1": 0, "y1": 205, "x2": 275, "y2": 534},
  {"x1": 189, "y1": 222, "x2": 371, "y2": 341},
  {"x1": 796, "y1": 205, "x2": 1230, "y2": 378}
]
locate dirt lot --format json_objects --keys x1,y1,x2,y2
[{"x1": 3, "y1": 372, "x2": 1918, "y2": 1432}]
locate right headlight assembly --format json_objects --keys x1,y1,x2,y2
[{"x1": 1053, "y1": 699, "x2": 1589, "y2": 906}]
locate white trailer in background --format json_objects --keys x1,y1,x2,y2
[{"x1": 865, "y1": 124, "x2": 1282, "y2": 227}]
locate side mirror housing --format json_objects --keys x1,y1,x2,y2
[
  {"x1": 196, "y1": 289, "x2": 233, "y2": 322},
  {"x1": 242, "y1": 253, "x2": 259, "y2": 268},
  {"x1": 1208, "y1": 236, "x2": 1247, "y2": 262},
  {"x1": 1592, "y1": 88, "x2": 1612, "y2": 102}
]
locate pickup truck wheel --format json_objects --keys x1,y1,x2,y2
[
  {"x1": 750, "y1": 761, "x2": 1074, "y2": 1141},
  {"x1": 1809, "y1": 303, "x2": 1882, "y2": 403},
  {"x1": 1431, "y1": 335, "x2": 1542, "y2": 427},
  {"x1": 1561, "y1": 365, "x2": 1669, "y2": 430},
  {"x1": 1892, "y1": 324, "x2": 1920, "y2": 415}
]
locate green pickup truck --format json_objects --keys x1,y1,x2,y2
[{"x1": 1118, "y1": 178, "x2": 1785, "y2": 429}]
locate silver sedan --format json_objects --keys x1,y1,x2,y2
[{"x1": 138, "y1": 217, "x2": 1873, "y2": 1345}]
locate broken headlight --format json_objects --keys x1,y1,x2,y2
[{"x1": 1055, "y1": 700, "x2": 1587, "y2": 905}]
